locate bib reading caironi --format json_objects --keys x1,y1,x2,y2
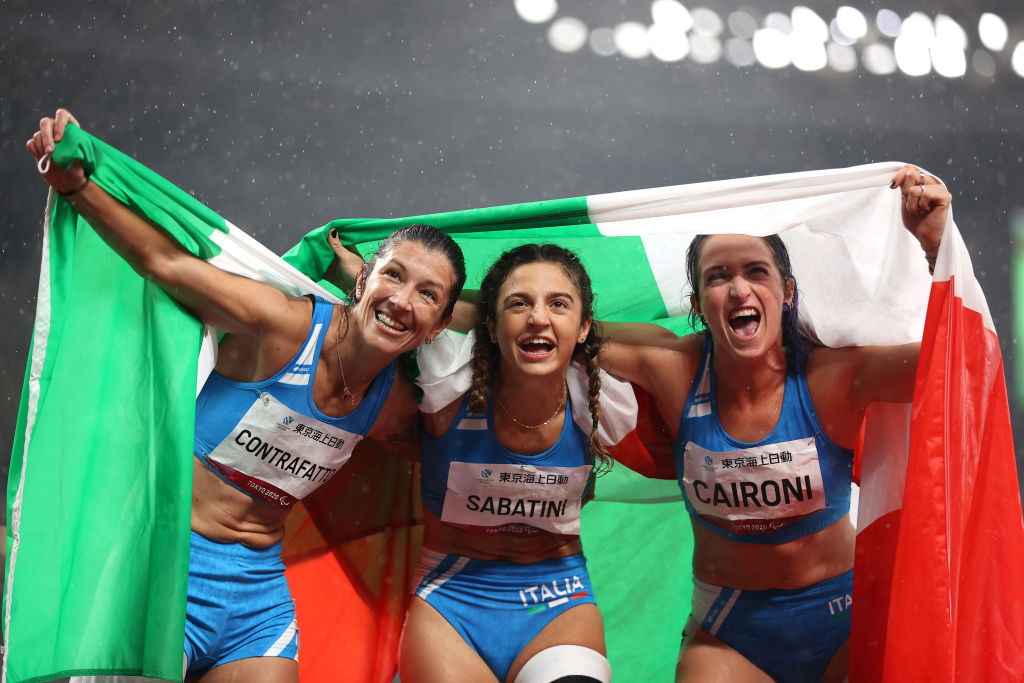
[
  {"x1": 192, "y1": 297, "x2": 396, "y2": 509},
  {"x1": 681, "y1": 437, "x2": 824, "y2": 535},
  {"x1": 674, "y1": 338, "x2": 853, "y2": 544},
  {"x1": 421, "y1": 392, "x2": 595, "y2": 538}
]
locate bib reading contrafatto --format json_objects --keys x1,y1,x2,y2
[
  {"x1": 673, "y1": 338, "x2": 853, "y2": 544},
  {"x1": 192, "y1": 297, "x2": 395, "y2": 509},
  {"x1": 421, "y1": 392, "x2": 594, "y2": 538}
]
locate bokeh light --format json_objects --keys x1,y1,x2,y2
[
  {"x1": 548, "y1": 17, "x2": 588, "y2": 53},
  {"x1": 649, "y1": 23, "x2": 690, "y2": 62},
  {"x1": 979, "y1": 13, "x2": 1009, "y2": 52},
  {"x1": 518, "y1": 3, "x2": 1021, "y2": 83},
  {"x1": 876, "y1": 9, "x2": 902, "y2": 38},
  {"x1": 615, "y1": 21, "x2": 652, "y2": 59},
  {"x1": 651, "y1": 0, "x2": 693, "y2": 33},
  {"x1": 862, "y1": 42, "x2": 898, "y2": 75},
  {"x1": 835, "y1": 6, "x2": 868, "y2": 40},
  {"x1": 589, "y1": 27, "x2": 617, "y2": 56},
  {"x1": 515, "y1": 0, "x2": 558, "y2": 24},
  {"x1": 753, "y1": 28, "x2": 791, "y2": 69},
  {"x1": 827, "y1": 42, "x2": 858, "y2": 72},
  {"x1": 692, "y1": 7, "x2": 724, "y2": 37}
]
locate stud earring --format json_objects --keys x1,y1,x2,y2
[{"x1": 782, "y1": 303, "x2": 791, "y2": 312}]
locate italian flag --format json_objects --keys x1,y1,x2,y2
[{"x1": 4, "y1": 125, "x2": 1022, "y2": 682}]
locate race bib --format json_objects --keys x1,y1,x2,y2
[
  {"x1": 440, "y1": 461, "x2": 592, "y2": 537},
  {"x1": 204, "y1": 391, "x2": 363, "y2": 508},
  {"x1": 681, "y1": 437, "x2": 825, "y2": 535}
]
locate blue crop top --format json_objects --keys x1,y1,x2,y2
[
  {"x1": 193, "y1": 296, "x2": 396, "y2": 508},
  {"x1": 421, "y1": 391, "x2": 595, "y2": 539},
  {"x1": 673, "y1": 337, "x2": 853, "y2": 544}
]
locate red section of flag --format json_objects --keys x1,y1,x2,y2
[
  {"x1": 852, "y1": 278, "x2": 1024, "y2": 681},
  {"x1": 607, "y1": 384, "x2": 677, "y2": 480},
  {"x1": 282, "y1": 442, "x2": 421, "y2": 683}
]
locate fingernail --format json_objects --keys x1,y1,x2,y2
[{"x1": 889, "y1": 179, "x2": 895, "y2": 188}]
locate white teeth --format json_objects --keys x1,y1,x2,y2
[
  {"x1": 730, "y1": 308, "x2": 759, "y2": 320},
  {"x1": 376, "y1": 311, "x2": 407, "y2": 331},
  {"x1": 519, "y1": 337, "x2": 555, "y2": 354}
]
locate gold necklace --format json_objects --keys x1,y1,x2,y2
[
  {"x1": 498, "y1": 383, "x2": 567, "y2": 430},
  {"x1": 334, "y1": 307, "x2": 353, "y2": 401}
]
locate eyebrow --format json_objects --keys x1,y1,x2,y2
[
  {"x1": 502, "y1": 290, "x2": 577, "y2": 304},
  {"x1": 703, "y1": 259, "x2": 772, "y2": 272},
  {"x1": 386, "y1": 258, "x2": 445, "y2": 289}
]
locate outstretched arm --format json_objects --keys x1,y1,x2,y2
[
  {"x1": 599, "y1": 321, "x2": 699, "y2": 394},
  {"x1": 598, "y1": 321, "x2": 702, "y2": 438},
  {"x1": 27, "y1": 109, "x2": 309, "y2": 339}
]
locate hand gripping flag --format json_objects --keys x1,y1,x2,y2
[{"x1": 5, "y1": 125, "x2": 1023, "y2": 682}]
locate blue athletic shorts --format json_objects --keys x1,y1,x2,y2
[
  {"x1": 414, "y1": 549, "x2": 597, "y2": 680},
  {"x1": 683, "y1": 569, "x2": 853, "y2": 683},
  {"x1": 184, "y1": 531, "x2": 299, "y2": 678}
]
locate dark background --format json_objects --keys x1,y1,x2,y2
[{"x1": 3, "y1": 1, "x2": 1023, "y2": 510}]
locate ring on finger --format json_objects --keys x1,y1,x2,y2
[{"x1": 918, "y1": 169, "x2": 925, "y2": 183}]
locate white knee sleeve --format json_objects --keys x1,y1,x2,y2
[{"x1": 513, "y1": 644, "x2": 612, "y2": 683}]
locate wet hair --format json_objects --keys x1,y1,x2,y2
[
  {"x1": 360, "y1": 224, "x2": 467, "y2": 319},
  {"x1": 684, "y1": 234, "x2": 808, "y2": 368},
  {"x1": 468, "y1": 244, "x2": 610, "y2": 469}
]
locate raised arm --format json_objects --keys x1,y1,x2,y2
[
  {"x1": 890, "y1": 163, "x2": 951, "y2": 271},
  {"x1": 810, "y1": 164, "x2": 952, "y2": 447},
  {"x1": 27, "y1": 109, "x2": 309, "y2": 339}
]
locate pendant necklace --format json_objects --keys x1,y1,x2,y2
[{"x1": 334, "y1": 308, "x2": 354, "y2": 402}]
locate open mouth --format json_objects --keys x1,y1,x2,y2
[
  {"x1": 375, "y1": 311, "x2": 408, "y2": 334},
  {"x1": 728, "y1": 307, "x2": 761, "y2": 339},
  {"x1": 518, "y1": 337, "x2": 555, "y2": 358}
]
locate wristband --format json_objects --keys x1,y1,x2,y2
[
  {"x1": 924, "y1": 247, "x2": 938, "y2": 276},
  {"x1": 58, "y1": 176, "x2": 90, "y2": 197}
]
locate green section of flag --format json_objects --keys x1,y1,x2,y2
[
  {"x1": 5, "y1": 203, "x2": 197, "y2": 682},
  {"x1": 583, "y1": 490, "x2": 691, "y2": 680},
  {"x1": 287, "y1": 206, "x2": 669, "y2": 323},
  {"x1": 51, "y1": 125, "x2": 229, "y2": 258},
  {"x1": 4, "y1": 127, "x2": 237, "y2": 683},
  {"x1": 1012, "y1": 210, "x2": 1024, "y2": 406}
]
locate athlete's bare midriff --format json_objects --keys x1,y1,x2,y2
[
  {"x1": 691, "y1": 514, "x2": 855, "y2": 590},
  {"x1": 190, "y1": 457, "x2": 290, "y2": 548},
  {"x1": 422, "y1": 509, "x2": 583, "y2": 563}
]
